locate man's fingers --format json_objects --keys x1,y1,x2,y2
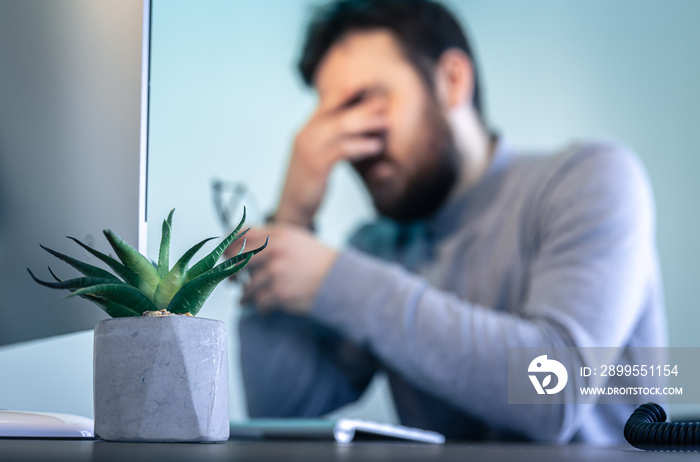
[
  {"x1": 227, "y1": 252, "x2": 268, "y2": 282},
  {"x1": 328, "y1": 97, "x2": 388, "y2": 136},
  {"x1": 333, "y1": 136, "x2": 385, "y2": 161},
  {"x1": 320, "y1": 87, "x2": 369, "y2": 113},
  {"x1": 245, "y1": 250, "x2": 272, "y2": 271},
  {"x1": 321, "y1": 86, "x2": 387, "y2": 114},
  {"x1": 224, "y1": 238, "x2": 245, "y2": 258},
  {"x1": 241, "y1": 266, "x2": 272, "y2": 304},
  {"x1": 226, "y1": 227, "x2": 273, "y2": 282},
  {"x1": 225, "y1": 228, "x2": 269, "y2": 259},
  {"x1": 315, "y1": 89, "x2": 388, "y2": 138},
  {"x1": 228, "y1": 248, "x2": 269, "y2": 283},
  {"x1": 241, "y1": 269, "x2": 280, "y2": 315},
  {"x1": 331, "y1": 114, "x2": 388, "y2": 141},
  {"x1": 313, "y1": 98, "x2": 388, "y2": 162},
  {"x1": 244, "y1": 227, "x2": 273, "y2": 246}
]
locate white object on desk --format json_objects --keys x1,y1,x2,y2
[
  {"x1": 229, "y1": 418, "x2": 445, "y2": 444},
  {"x1": 0, "y1": 410, "x2": 94, "y2": 438}
]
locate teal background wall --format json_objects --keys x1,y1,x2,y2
[{"x1": 1, "y1": 0, "x2": 698, "y2": 421}]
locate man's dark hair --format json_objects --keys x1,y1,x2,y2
[{"x1": 298, "y1": 0, "x2": 484, "y2": 119}]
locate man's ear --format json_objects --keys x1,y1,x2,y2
[{"x1": 434, "y1": 49, "x2": 475, "y2": 110}]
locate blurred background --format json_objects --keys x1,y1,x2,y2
[{"x1": 0, "y1": 0, "x2": 698, "y2": 422}]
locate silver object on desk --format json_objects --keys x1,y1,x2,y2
[{"x1": 229, "y1": 418, "x2": 445, "y2": 444}]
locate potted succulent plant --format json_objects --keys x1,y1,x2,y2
[{"x1": 28, "y1": 209, "x2": 266, "y2": 442}]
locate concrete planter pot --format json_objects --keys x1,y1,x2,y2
[{"x1": 93, "y1": 316, "x2": 229, "y2": 442}]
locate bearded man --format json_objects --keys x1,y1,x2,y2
[{"x1": 232, "y1": 0, "x2": 666, "y2": 444}]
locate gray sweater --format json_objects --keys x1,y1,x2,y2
[{"x1": 239, "y1": 138, "x2": 667, "y2": 444}]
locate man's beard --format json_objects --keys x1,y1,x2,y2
[{"x1": 353, "y1": 106, "x2": 458, "y2": 223}]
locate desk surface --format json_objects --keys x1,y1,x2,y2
[{"x1": 0, "y1": 439, "x2": 694, "y2": 462}]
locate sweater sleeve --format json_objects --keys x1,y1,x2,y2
[
  {"x1": 239, "y1": 308, "x2": 378, "y2": 418},
  {"x1": 309, "y1": 143, "x2": 658, "y2": 442}
]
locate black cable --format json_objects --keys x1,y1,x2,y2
[{"x1": 624, "y1": 402, "x2": 700, "y2": 451}]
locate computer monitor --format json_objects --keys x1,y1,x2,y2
[{"x1": 0, "y1": 0, "x2": 150, "y2": 346}]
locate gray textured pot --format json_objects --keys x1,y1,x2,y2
[{"x1": 93, "y1": 316, "x2": 229, "y2": 442}]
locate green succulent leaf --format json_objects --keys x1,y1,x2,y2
[
  {"x1": 167, "y1": 254, "x2": 252, "y2": 316},
  {"x1": 47, "y1": 267, "x2": 63, "y2": 282},
  {"x1": 234, "y1": 227, "x2": 250, "y2": 242},
  {"x1": 210, "y1": 236, "x2": 268, "y2": 274},
  {"x1": 40, "y1": 268, "x2": 139, "y2": 317},
  {"x1": 157, "y1": 209, "x2": 175, "y2": 278},
  {"x1": 103, "y1": 229, "x2": 160, "y2": 299},
  {"x1": 31, "y1": 209, "x2": 265, "y2": 319},
  {"x1": 69, "y1": 283, "x2": 158, "y2": 315},
  {"x1": 186, "y1": 207, "x2": 247, "y2": 282},
  {"x1": 67, "y1": 236, "x2": 139, "y2": 286},
  {"x1": 168, "y1": 238, "x2": 268, "y2": 316},
  {"x1": 27, "y1": 268, "x2": 120, "y2": 291},
  {"x1": 153, "y1": 236, "x2": 216, "y2": 310},
  {"x1": 81, "y1": 296, "x2": 142, "y2": 318},
  {"x1": 38, "y1": 245, "x2": 121, "y2": 281}
]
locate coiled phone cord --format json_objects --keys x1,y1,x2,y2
[{"x1": 624, "y1": 402, "x2": 700, "y2": 451}]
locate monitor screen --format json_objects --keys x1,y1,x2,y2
[{"x1": 0, "y1": 0, "x2": 149, "y2": 346}]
